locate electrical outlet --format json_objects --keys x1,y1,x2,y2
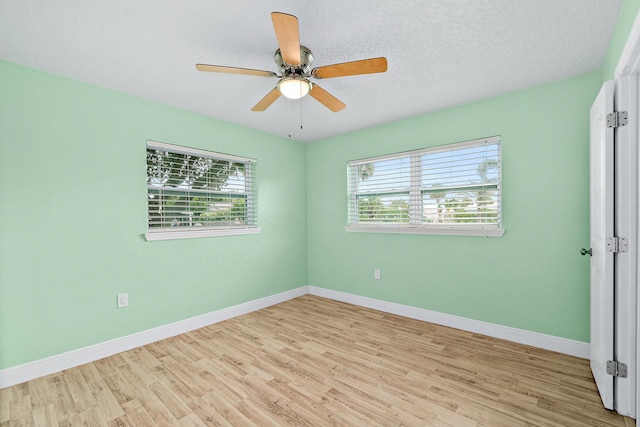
[
  {"x1": 374, "y1": 269, "x2": 381, "y2": 280},
  {"x1": 117, "y1": 293, "x2": 129, "y2": 308}
]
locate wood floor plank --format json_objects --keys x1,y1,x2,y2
[
  {"x1": 31, "y1": 403, "x2": 59, "y2": 427},
  {"x1": 0, "y1": 295, "x2": 634, "y2": 426}
]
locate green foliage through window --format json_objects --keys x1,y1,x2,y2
[{"x1": 146, "y1": 142, "x2": 257, "y2": 231}]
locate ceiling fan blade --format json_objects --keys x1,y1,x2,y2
[
  {"x1": 271, "y1": 12, "x2": 301, "y2": 65},
  {"x1": 311, "y1": 57, "x2": 388, "y2": 79},
  {"x1": 309, "y1": 84, "x2": 346, "y2": 112},
  {"x1": 251, "y1": 87, "x2": 281, "y2": 111},
  {"x1": 196, "y1": 64, "x2": 276, "y2": 77}
]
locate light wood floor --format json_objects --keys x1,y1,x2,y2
[{"x1": 0, "y1": 295, "x2": 635, "y2": 426}]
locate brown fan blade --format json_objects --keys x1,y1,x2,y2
[
  {"x1": 196, "y1": 64, "x2": 276, "y2": 77},
  {"x1": 311, "y1": 57, "x2": 388, "y2": 79},
  {"x1": 251, "y1": 87, "x2": 281, "y2": 111},
  {"x1": 308, "y1": 84, "x2": 346, "y2": 112},
  {"x1": 271, "y1": 12, "x2": 301, "y2": 65}
]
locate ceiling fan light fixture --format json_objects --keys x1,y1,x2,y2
[{"x1": 278, "y1": 76, "x2": 312, "y2": 99}]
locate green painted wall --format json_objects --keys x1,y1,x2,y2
[
  {"x1": 601, "y1": 0, "x2": 640, "y2": 80},
  {"x1": 0, "y1": 60, "x2": 308, "y2": 369},
  {"x1": 307, "y1": 72, "x2": 602, "y2": 342}
]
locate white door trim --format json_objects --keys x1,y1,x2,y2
[
  {"x1": 615, "y1": 10, "x2": 640, "y2": 80},
  {"x1": 613, "y1": 73, "x2": 638, "y2": 418},
  {"x1": 615, "y1": 7, "x2": 640, "y2": 419}
]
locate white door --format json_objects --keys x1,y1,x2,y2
[{"x1": 589, "y1": 81, "x2": 615, "y2": 410}]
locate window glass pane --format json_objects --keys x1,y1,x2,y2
[
  {"x1": 353, "y1": 156, "x2": 411, "y2": 194},
  {"x1": 146, "y1": 150, "x2": 247, "y2": 192},
  {"x1": 148, "y1": 189, "x2": 249, "y2": 228},
  {"x1": 356, "y1": 193, "x2": 410, "y2": 223},
  {"x1": 422, "y1": 144, "x2": 500, "y2": 188},
  {"x1": 422, "y1": 187, "x2": 498, "y2": 224}
]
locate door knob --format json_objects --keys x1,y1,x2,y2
[{"x1": 580, "y1": 248, "x2": 592, "y2": 256}]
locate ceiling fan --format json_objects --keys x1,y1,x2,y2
[{"x1": 196, "y1": 12, "x2": 388, "y2": 112}]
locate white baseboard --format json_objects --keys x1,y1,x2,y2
[
  {"x1": 308, "y1": 286, "x2": 590, "y2": 359},
  {"x1": 0, "y1": 286, "x2": 308, "y2": 389},
  {"x1": 1, "y1": 284, "x2": 590, "y2": 389}
]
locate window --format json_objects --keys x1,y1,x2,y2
[
  {"x1": 347, "y1": 136, "x2": 503, "y2": 236},
  {"x1": 145, "y1": 141, "x2": 258, "y2": 241}
]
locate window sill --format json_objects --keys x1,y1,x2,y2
[
  {"x1": 345, "y1": 224, "x2": 504, "y2": 237},
  {"x1": 145, "y1": 226, "x2": 261, "y2": 241}
]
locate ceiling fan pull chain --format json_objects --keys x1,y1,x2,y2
[
  {"x1": 288, "y1": 98, "x2": 292, "y2": 138},
  {"x1": 300, "y1": 98, "x2": 303, "y2": 130}
]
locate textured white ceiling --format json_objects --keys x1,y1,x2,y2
[{"x1": 0, "y1": 0, "x2": 623, "y2": 142}]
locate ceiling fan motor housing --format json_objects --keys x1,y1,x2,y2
[{"x1": 275, "y1": 46, "x2": 313, "y2": 76}]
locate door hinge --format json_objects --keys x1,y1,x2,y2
[
  {"x1": 606, "y1": 360, "x2": 628, "y2": 378},
  {"x1": 607, "y1": 111, "x2": 628, "y2": 128},
  {"x1": 606, "y1": 237, "x2": 629, "y2": 253}
]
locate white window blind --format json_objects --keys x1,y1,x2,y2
[
  {"x1": 347, "y1": 136, "x2": 503, "y2": 236},
  {"x1": 145, "y1": 141, "x2": 258, "y2": 240}
]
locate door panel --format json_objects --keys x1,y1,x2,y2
[{"x1": 589, "y1": 81, "x2": 615, "y2": 410}]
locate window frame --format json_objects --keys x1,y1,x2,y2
[
  {"x1": 346, "y1": 136, "x2": 504, "y2": 237},
  {"x1": 145, "y1": 140, "x2": 260, "y2": 241}
]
